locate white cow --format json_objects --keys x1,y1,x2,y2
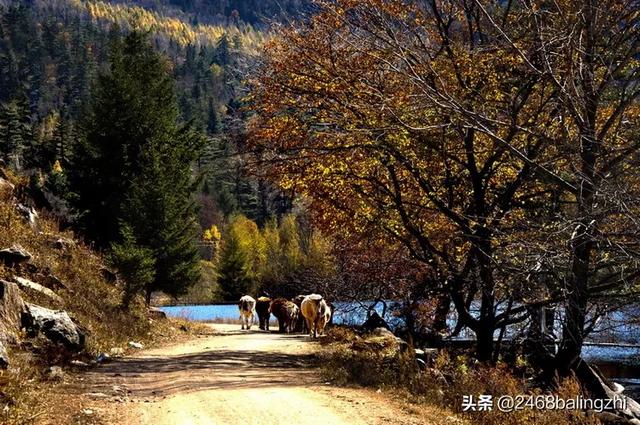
[
  {"x1": 238, "y1": 295, "x2": 256, "y2": 330},
  {"x1": 300, "y1": 294, "x2": 331, "y2": 338}
]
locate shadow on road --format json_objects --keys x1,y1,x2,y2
[{"x1": 76, "y1": 339, "x2": 320, "y2": 398}]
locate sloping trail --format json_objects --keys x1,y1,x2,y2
[{"x1": 76, "y1": 324, "x2": 459, "y2": 425}]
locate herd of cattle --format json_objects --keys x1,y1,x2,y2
[{"x1": 238, "y1": 294, "x2": 333, "y2": 338}]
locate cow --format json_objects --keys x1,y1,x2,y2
[
  {"x1": 269, "y1": 298, "x2": 299, "y2": 333},
  {"x1": 301, "y1": 294, "x2": 332, "y2": 338},
  {"x1": 292, "y1": 294, "x2": 308, "y2": 333},
  {"x1": 255, "y1": 296, "x2": 272, "y2": 331},
  {"x1": 238, "y1": 295, "x2": 256, "y2": 330}
]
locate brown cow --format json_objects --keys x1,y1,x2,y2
[
  {"x1": 301, "y1": 294, "x2": 331, "y2": 338},
  {"x1": 269, "y1": 298, "x2": 299, "y2": 333},
  {"x1": 255, "y1": 296, "x2": 271, "y2": 331}
]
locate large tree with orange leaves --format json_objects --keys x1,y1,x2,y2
[{"x1": 249, "y1": 0, "x2": 640, "y2": 369}]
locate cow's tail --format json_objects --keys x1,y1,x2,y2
[{"x1": 317, "y1": 296, "x2": 325, "y2": 317}]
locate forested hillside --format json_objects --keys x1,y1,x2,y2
[{"x1": 0, "y1": 0, "x2": 305, "y2": 302}]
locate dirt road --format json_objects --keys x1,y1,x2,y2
[{"x1": 75, "y1": 324, "x2": 460, "y2": 425}]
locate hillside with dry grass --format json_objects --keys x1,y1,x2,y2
[{"x1": 0, "y1": 168, "x2": 191, "y2": 423}]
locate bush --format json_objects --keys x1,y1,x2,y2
[{"x1": 110, "y1": 226, "x2": 156, "y2": 308}]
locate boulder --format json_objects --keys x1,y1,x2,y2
[
  {"x1": 128, "y1": 341, "x2": 144, "y2": 349},
  {"x1": 371, "y1": 327, "x2": 395, "y2": 338},
  {"x1": 576, "y1": 360, "x2": 640, "y2": 423},
  {"x1": 361, "y1": 311, "x2": 391, "y2": 332},
  {"x1": 0, "y1": 279, "x2": 27, "y2": 342},
  {"x1": 16, "y1": 204, "x2": 38, "y2": 229},
  {"x1": 14, "y1": 276, "x2": 63, "y2": 303},
  {"x1": 0, "y1": 245, "x2": 32, "y2": 267},
  {"x1": 148, "y1": 307, "x2": 167, "y2": 320},
  {"x1": 21, "y1": 304, "x2": 85, "y2": 351}
]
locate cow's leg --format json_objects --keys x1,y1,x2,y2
[
  {"x1": 306, "y1": 318, "x2": 313, "y2": 337},
  {"x1": 240, "y1": 314, "x2": 245, "y2": 330}
]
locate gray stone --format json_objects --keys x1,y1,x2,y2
[
  {"x1": 128, "y1": 341, "x2": 143, "y2": 349},
  {"x1": 0, "y1": 245, "x2": 31, "y2": 267},
  {"x1": 13, "y1": 276, "x2": 63, "y2": 303},
  {"x1": 16, "y1": 204, "x2": 38, "y2": 229},
  {"x1": 21, "y1": 304, "x2": 85, "y2": 351}
]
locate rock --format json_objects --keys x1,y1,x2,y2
[
  {"x1": 100, "y1": 267, "x2": 118, "y2": 283},
  {"x1": 0, "y1": 279, "x2": 27, "y2": 341},
  {"x1": 52, "y1": 238, "x2": 75, "y2": 251},
  {"x1": 148, "y1": 307, "x2": 167, "y2": 320},
  {"x1": 612, "y1": 382, "x2": 626, "y2": 394},
  {"x1": 128, "y1": 341, "x2": 143, "y2": 349},
  {"x1": 48, "y1": 366, "x2": 66, "y2": 381},
  {"x1": 21, "y1": 304, "x2": 85, "y2": 351},
  {"x1": 371, "y1": 327, "x2": 395, "y2": 338},
  {"x1": 0, "y1": 245, "x2": 31, "y2": 267},
  {"x1": 0, "y1": 341, "x2": 8, "y2": 368},
  {"x1": 16, "y1": 204, "x2": 38, "y2": 229},
  {"x1": 96, "y1": 352, "x2": 111, "y2": 363},
  {"x1": 576, "y1": 360, "x2": 640, "y2": 423},
  {"x1": 71, "y1": 360, "x2": 89, "y2": 368},
  {"x1": 82, "y1": 409, "x2": 94, "y2": 416},
  {"x1": 13, "y1": 276, "x2": 63, "y2": 303},
  {"x1": 361, "y1": 311, "x2": 391, "y2": 332}
]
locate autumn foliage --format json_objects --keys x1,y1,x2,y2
[{"x1": 249, "y1": 0, "x2": 640, "y2": 369}]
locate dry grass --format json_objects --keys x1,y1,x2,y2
[
  {"x1": 0, "y1": 174, "x2": 194, "y2": 423},
  {"x1": 319, "y1": 327, "x2": 601, "y2": 425}
]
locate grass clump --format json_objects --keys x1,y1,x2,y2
[{"x1": 319, "y1": 327, "x2": 601, "y2": 425}]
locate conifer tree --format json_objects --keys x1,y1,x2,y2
[{"x1": 72, "y1": 30, "x2": 204, "y2": 302}]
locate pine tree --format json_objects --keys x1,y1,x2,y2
[
  {"x1": 0, "y1": 94, "x2": 31, "y2": 169},
  {"x1": 72, "y1": 30, "x2": 204, "y2": 302}
]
